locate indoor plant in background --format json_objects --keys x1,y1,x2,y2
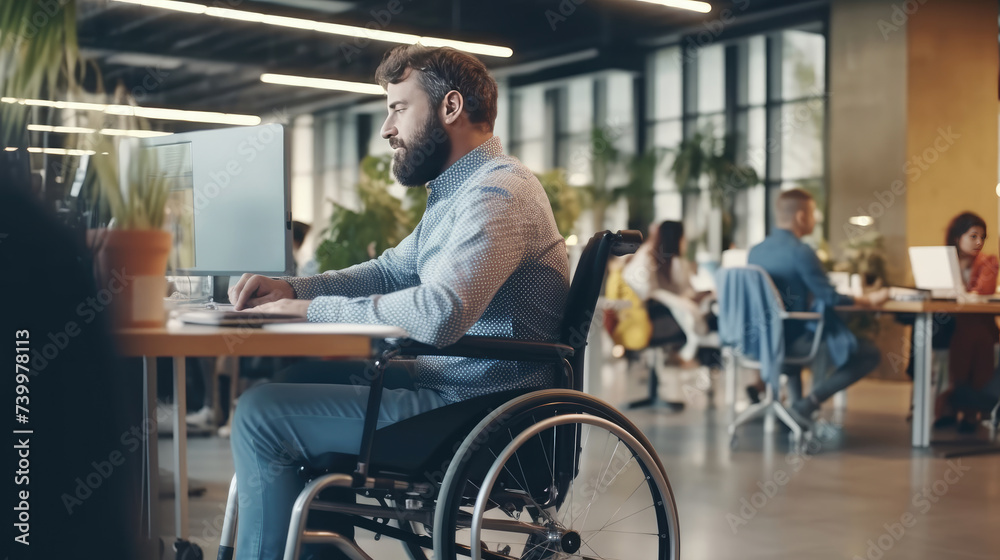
[
  {"x1": 0, "y1": 0, "x2": 80, "y2": 187},
  {"x1": 315, "y1": 154, "x2": 424, "y2": 271},
  {"x1": 831, "y1": 230, "x2": 889, "y2": 339},
  {"x1": 578, "y1": 127, "x2": 623, "y2": 233},
  {"x1": 534, "y1": 168, "x2": 582, "y2": 239},
  {"x1": 577, "y1": 127, "x2": 660, "y2": 233},
  {"x1": 667, "y1": 129, "x2": 760, "y2": 256}
]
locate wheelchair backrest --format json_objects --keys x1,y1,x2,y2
[{"x1": 560, "y1": 230, "x2": 643, "y2": 391}]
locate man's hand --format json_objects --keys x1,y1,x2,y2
[
  {"x1": 229, "y1": 274, "x2": 295, "y2": 310},
  {"x1": 243, "y1": 298, "x2": 312, "y2": 317},
  {"x1": 856, "y1": 287, "x2": 890, "y2": 308}
]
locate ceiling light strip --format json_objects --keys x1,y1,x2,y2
[
  {"x1": 27, "y1": 124, "x2": 174, "y2": 137},
  {"x1": 113, "y1": 0, "x2": 513, "y2": 57},
  {"x1": 27, "y1": 124, "x2": 97, "y2": 134},
  {"x1": 632, "y1": 0, "x2": 712, "y2": 13},
  {"x1": 26, "y1": 147, "x2": 97, "y2": 156},
  {"x1": 100, "y1": 128, "x2": 174, "y2": 137},
  {"x1": 260, "y1": 73, "x2": 384, "y2": 95},
  {"x1": 2, "y1": 97, "x2": 260, "y2": 126}
]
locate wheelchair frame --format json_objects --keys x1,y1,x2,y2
[{"x1": 218, "y1": 230, "x2": 680, "y2": 560}]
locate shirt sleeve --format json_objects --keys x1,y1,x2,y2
[
  {"x1": 282, "y1": 229, "x2": 420, "y2": 299},
  {"x1": 622, "y1": 247, "x2": 654, "y2": 301},
  {"x1": 304, "y1": 187, "x2": 528, "y2": 347},
  {"x1": 971, "y1": 254, "x2": 999, "y2": 295},
  {"x1": 672, "y1": 258, "x2": 698, "y2": 299},
  {"x1": 795, "y1": 244, "x2": 854, "y2": 308}
]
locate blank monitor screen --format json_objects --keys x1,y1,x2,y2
[
  {"x1": 908, "y1": 246, "x2": 963, "y2": 292},
  {"x1": 142, "y1": 124, "x2": 292, "y2": 276}
]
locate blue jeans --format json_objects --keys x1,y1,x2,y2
[
  {"x1": 782, "y1": 335, "x2": 882, "y2": 406},
  {"x1": 231, "y1": 364, "x2": 447, "y2": 559}
]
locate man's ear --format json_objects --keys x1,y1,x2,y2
[
  {"x1": 441, "y1": 90, "x2": 464, "y2": 125},
  {"x1": 797, "y1": 208, "x2": 810, "y2": 227}
]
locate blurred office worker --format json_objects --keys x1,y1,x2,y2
[
  {"x1": 748, "y1": 189, "x2": 889, "y2": 424},
  {"x1": 941, "y1": 212, "x2": 999, "y2": 432}
]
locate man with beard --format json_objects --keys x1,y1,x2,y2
[{"x1": 226, "y1": 45, "x2": 570, "y2": 559}]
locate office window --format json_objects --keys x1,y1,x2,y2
[
  {"x1": 545, "y1": 86, "x2": 568, "y2": 170},
  {"x1": 646, "y1": 23, "x2": 828, "y2": 254},
  {"x1": 648, "y1": 47, "x2": 684, "y2": 220},
  {"x1": 508, "y1": 86, "x2": 546, "y2": 171},
  {"x1": 770, "y1": 28, "x2": 828, "y2": 248}
]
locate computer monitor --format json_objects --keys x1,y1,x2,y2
[{"x1": 140, "y1": 124, "x2": 293, "y2": 276}]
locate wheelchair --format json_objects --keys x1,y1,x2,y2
[{"x1": 218, "y1": 230, "x2": 681, "y2": 560}]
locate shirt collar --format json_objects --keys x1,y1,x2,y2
[
  {"x1": 775, "y1": 228, "x2": 800, "y2": 242},
  {"x1": 426, "y1": 136, "x2": 503, "y2": 199}
]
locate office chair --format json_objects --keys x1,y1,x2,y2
[
  {"x1": 218, "y1": 230, "x2": 681, "y2": 560},
  {"x1": 716, "y1": 266, "x2": 825, "y2": 452}
]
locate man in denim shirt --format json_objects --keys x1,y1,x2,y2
[
  {"x1": 749, "y1": 188, "x2": 888, "y2": 423},
  {"x1": 227, "y1": 46, "x2": 569, "y2": 558}
]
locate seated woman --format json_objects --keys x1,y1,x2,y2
[
  {"x1": 622, "y1": 221, "x2": 716, "y2": 366},
  {"x1": 940, "y1": 212, "x2": 999, "y2": 432}
]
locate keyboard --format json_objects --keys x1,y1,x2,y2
[{"x1": 178, "y1": 310, "x2": 307, "y2": 327}]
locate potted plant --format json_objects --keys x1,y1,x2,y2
[
  {"x1": 315, "y1": 154, "x2": 425, "y2": 271},
  {"x1": 534, "y1": 168, "x2": 582, "y2": 238},
  {"x1": 577, "y1": 127, "x2": 623, "y2": 232},
  {"x1": 1, "y1": 0, "x2": 81, "y2": 187},
  {"x1": 667, "y1": 129, "x2": 760, "y2": 254},
  {"x1": 619, "y1": 147, "x2": 661, "y2": 232},
  {"x1": 87, "y1": 133, "x2": 173, "y2": 327},
  {"x1": 575, "y1": 127, "x2": 663, "y2": 234}
]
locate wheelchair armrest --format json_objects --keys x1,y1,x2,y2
[{"x1": 392, "y1": 336, "x2": 574, "y2": 364}]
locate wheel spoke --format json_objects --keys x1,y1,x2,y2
[
  {"x1": 443, "y1": 410, "x2": 672, "y2": 560},
  {"x1": 594, "y1": 476, "x2": 646, "y2": 533},
  {"x1": 580, "y1": 539, "x2": 610, "y2": 560},
  {"x1": 594, "y1": 503, "x2": 655, "y2": 531},
  {"x1": 577, "y1": 437, "x2": 622, "y2": 530},
  {"x1": 491, "y1": 445, "x2": 530, "y2": 496},
  {"x1": 567, "y1": 429, "x2": 611, "y2": 527},
  {"x1": 468, "y1": 480, "x2": 504, "y2": 511},
  {"x1": 577, "y1": 529, "x2": 659, "y2": 536},
  {"x1": 508, "y1": 428, "x2": 532, "y2": 495}
]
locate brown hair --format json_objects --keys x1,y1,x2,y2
[
  {"x1": 945, "y1": 211, "x2": 987, "y2": 247},
  {"x1": 775, "y1": 188, "x2": 814, "y2": 222},
  {"x1": 375, "y1": 45, "x2": 498, "y2": 131}
]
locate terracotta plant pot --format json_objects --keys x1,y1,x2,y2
[{"x1": 94, "y1": 229, "x2": 172, "y2": 328}]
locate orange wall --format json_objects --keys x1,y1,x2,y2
[{"x1": 906, "y1": 0, "x2": 999, "y2": 254}]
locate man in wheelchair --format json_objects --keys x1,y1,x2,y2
[{"x1": 226, "y1": 46, "x2": 678, "y2": 560}]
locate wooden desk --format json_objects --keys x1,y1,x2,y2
[
  {"x1": 837, "y1": 299, "x2": 1000, "y2": 448},
  {"x1": 115, "y1": 322, "x2": 406, "y2": 547}
]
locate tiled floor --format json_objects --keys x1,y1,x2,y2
[{"x1": 159, "y1": 373, "x2": 1000, "y2": 559}]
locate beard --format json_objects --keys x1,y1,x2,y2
[{"x1": 390, "y1": 111, "x2": 451, "y2": 187}]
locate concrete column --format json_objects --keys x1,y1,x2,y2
[{"x1": 829, "y1": 0, "x2": 908, "y2": 282}]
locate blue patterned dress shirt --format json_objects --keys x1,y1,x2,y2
[{"x1": 284, "y1": 137, "x2": 570, "y2": 403}]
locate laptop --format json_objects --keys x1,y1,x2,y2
[
  {"x1": 176, "y1": 304, "x2": 308, "y2": 327},
  {"x1": 908, "y1": 246, "x2": 966, "y2": 299}
]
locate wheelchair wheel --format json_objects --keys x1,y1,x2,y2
[{"x1": 433, "y1": 390, "x2": 679, "y2": 560}]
